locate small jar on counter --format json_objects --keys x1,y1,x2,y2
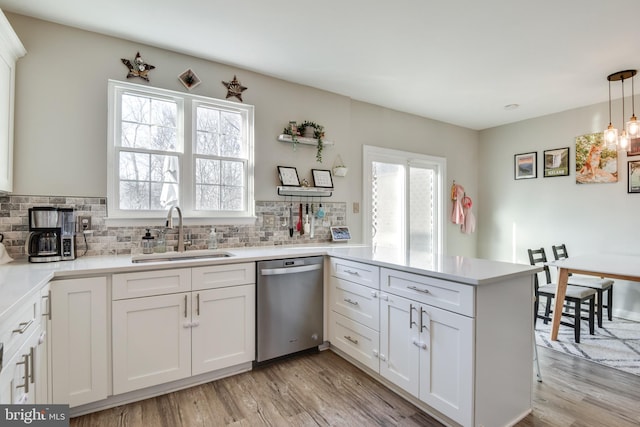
[{"x1": 142, "y1": 228, "x2": 155, "y2": 254}]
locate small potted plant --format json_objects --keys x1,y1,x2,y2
[
  {"x1": 299, "y1": 120, "x2": 325, "y2": 162},
  {"x1": 283, "y1": 121, "x2": 300, "y2": 147},
  {"x1": 333, "y1": 155, "x2": 348, "y2": 177}
]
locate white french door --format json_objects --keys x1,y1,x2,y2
[{"x1": 363, "y1": 145, "x2": 445, "y2": 257}]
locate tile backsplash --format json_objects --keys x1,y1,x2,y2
[{"x1": 0, "y1": 195, "x2": 346, "y2": 259}]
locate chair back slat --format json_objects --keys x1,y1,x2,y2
[
  {"x1": 527, "y1": 248, "x2": 552, "y2": 286},
  {"x1": 552, "y1": 244, "x2": 568, "y2": 261}
]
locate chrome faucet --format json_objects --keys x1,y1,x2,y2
[{"x1": 166, "y1": 205, "x2": 186, "y2": 252}]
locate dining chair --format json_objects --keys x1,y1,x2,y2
[
  {"x1": 551, "y1": 243, "x2": 614, "y2": 328},
  {"x1": 528, "y1": 248, "x2": 596, "y2": 343}
]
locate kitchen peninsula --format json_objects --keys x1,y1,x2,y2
[{"x1": 0, "y1": 245, "x2": 540, "y2": 427}]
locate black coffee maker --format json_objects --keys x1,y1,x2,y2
[{"x1": 26, "y1": 207, "x2": 76, "y2": 262}]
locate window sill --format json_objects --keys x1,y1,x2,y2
[{"x1": 105, "y1": 216, "x2": 257, "y2": 228}]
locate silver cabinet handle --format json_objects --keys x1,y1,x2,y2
[
  {"x1": 420, "y1": 307, "x2": 427, "y2": 332},
  {"x1": 16, "y1": 353, "x2": 29, "y2": 393},
  {"x1": 344, "y1": 298, "x2": 359, "y2": 306},
  {"x1": 344, "y1": 269, "x2": 360, "y2": 276},
  {"x1": 409, "y1": 304, "x2": 418, "y2": 329},
  {"x1": 196, "y1": 293, "x2": 200, "y2": 316},
  {"x1": 371, "y1": 291, "x2": 378, "y2": 298},
  {"x1": 29, "y1": 346, "x2": 35, "y2": 384},
  {"x1": 184, "y1": 295, "x2": 188, "y2": 318},
  {"x1": 344, "y1": 335, "x2": 359, "y2": 345},
  {"x1": 13, "y1": 319, "x2": 34, "y2": 334},
  {"x1": 412, "y1": 340, "x2": 427, "y2": 350},
  {"x1": 261, "y1": 264, "x2": 322, "y2": 276},
  {"x1": 407, "y1": 285, "x2": 430, "y2": 294},
  {"x1": 42, "y1": 290, "x2": 52, "y2": 320}
]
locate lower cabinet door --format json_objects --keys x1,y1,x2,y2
[
  {"x1": 419, "y1": 304, "x2": 474, "y2": 426},
  {"x1": 379, "y1": 293, "x2": 420, "y2": 397},
  {"x1": 192, "y1": 284, "x2": 255, "y2": 375},
  {"x1": 112, "y1": 293, "x2": 191, "y2": 394},
  {"x1": 330, "y1": 311, "x2": 380, "y2": 372},
  {"x1": 0, "y1": 328, "x2": 39, "y2": 405},
  {"x1": 51, "y1": 277, "x2": 108, "y2": 407}
]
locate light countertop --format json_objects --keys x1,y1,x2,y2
[{"x1": 0, "y1": 244, "x2": 540, "y2": 322}]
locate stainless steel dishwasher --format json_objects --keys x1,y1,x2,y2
[{"x1": 256, "y1": 256, "x2": 324, "y2": 363}]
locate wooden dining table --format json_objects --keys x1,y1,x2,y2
[{"x1": 546, "y1": 254, "x2": 640, "y2": 341}]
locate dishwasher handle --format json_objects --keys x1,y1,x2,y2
[{"x1": 260, "y1": 263, "x2": 322, "y2": 276}]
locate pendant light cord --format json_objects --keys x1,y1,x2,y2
[
  {"x1": 609, "y1": 80, "x2": 613, "y2": 125},
  {"x1": 622, "y1": 77, "x2": 626, "y2": 124}
]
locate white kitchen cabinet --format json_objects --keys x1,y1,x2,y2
[
  {"x1": 50, "y1": 276, "x2": 108, "y2": 407},
  {"x1": 0, "y1": 324, "x2": 41, "y2": 405},
  {"x1": 328, "y1": 258, "x2": 381, "y2": 372},
  {"x1": 37, "y1": 284, "x2": 51, "y2": 404},
  {"x1": 379, "y1": 291, "x2": 473, "y2": 426},
  {"x1": 0, "y1": 10, "x2": 26, "y2": 193},
  {"x1": 112, "y1": 263, "x2": 255, "y2": 395},
  {"x1": 112, "y1": 292, "x2": 191, "y2": 394},
  {"x1": 191, "y1": 284, "x2": 255, "y2": 375}
]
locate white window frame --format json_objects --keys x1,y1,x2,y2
[
  {"x1": 107, "y1": 79, "x2": 255, "y2": 224},
  {"x1": 362, "y1": 145, "x2": 446, "y2": 255}
]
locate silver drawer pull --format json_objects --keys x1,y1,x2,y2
[
  {"x1": 412, "y1": 340, "x2": 427, "y2": 350},
  {"x1": 16, "y1": 353, "x2": 29, "y2": 392},
  {"x1": 12, "y1": 319, "x2": 34, "y2": 334},
  {"x1": 407, "y1": 285, "x2": 430, "y2": 294},
  {"x1": 344, "y1": 269, "x2": 360, "y2": 276},
  {"x1": 344, "y1": 298, "x2": 359, "y2": 306},
  {"x1": 344, "y1": 335, "x2": 359, "y2": 345}
]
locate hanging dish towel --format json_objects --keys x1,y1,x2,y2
[
  {"x1": 450, "y1": 183, "x2": 465, "y2": 225},
  {"x1": 461, "y1": 195, "x2": 476, "y2": 234}
]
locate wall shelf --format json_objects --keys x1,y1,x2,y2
[
  {"x1": 277, "y1": 134, "x2": 334, "y2": 146},
  {"x1": 277, "y1": 186, "x2": 332, "y2": 197}
]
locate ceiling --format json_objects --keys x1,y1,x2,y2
[{"x1": 1, "y1": 0, "x2": 639, "y2": 130}]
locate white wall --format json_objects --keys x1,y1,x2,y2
[
  {"x1": 478, "y1": 102, "x2": 640, "y2": 320},
  {"x1": 7, "y1": 13, "x2": 480, "y2": 255}
]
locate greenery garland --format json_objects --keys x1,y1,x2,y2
[{"x1": 283, "y1": 120, "x2": 326, "y2": 162}]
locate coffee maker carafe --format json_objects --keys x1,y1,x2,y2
[{"x1": 26, "y1": 207, "x2": 76, "y2": 262}]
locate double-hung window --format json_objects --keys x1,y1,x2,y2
[{"x1": 107, "y1": 80, "x2": 254, "y2": 221}]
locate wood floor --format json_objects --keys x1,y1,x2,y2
[{"x1": 70, "y1": 347, "x2": 640, "y2": 427}]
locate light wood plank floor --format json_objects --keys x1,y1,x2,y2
[{"x1": 71, "y1": 347, "x2": 640, "y2": 427}]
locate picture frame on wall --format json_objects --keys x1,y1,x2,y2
[
  {"x1": 277, "y1": 166, "x2": 300, "y2": 186},
  {"x1": 543, "y1": 147, "x2": 569, "y2": 177},
  {"x1": 628, "y1": 137, "x2": 640, "y2": 156},
  {"x1": 312, "y1": 169, "x2": 334, "y2": 188},
  {"x1": 514, "y1": 152, "x2": 537, "y2": 180},
  {"x1": 628, "y1": 160, "x2": 640, "y2": 193}
]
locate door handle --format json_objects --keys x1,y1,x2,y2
[
  {"x1": 412, "y1": 340, "x2": 427, "y2": 350},
  {"x1": 184, "y1": 295, "x2": 188, "y2": 318},
  {"x1": 343, "y1": 298, "x2": 359, "y2": 306},
  {"x1": 407, "y1": 285, "x2": 430, "y2": 294},
  {"x1": 16, "y1": 353, "x2": 29, "y2": 393},
  {"x1": 420, "y1": 307, "x2": 428, "y2": 332},
  {"x1": 196, "y1": 293, "x2": 200, "y2": 316},
  {"x1": 42, "y1": 290, "x2": 52, "y2": 320},
  {"x1": 344, "y1": 335, "x2": 359, "y2": 345},
  {"x1": 13, "y1": 319, "x2": 34, "y2": 334}
]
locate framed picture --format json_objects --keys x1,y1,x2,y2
[
  {"x1": 178, "y1": 69, "x2": 201, "y2": 90},
  {"x1": 514, "y1": 152, "x2": 537, "y2": 180},
  {"x1": 543, "y1": 147, "x2": 570, "y2": 177},
  {"x1": 312, "y1": 169, "x2": 334, "y2": 188},
  {"x1": 628, "y1": 160, "x2": 640, "y2": 193},
  {"x1": 628, "y1": 137, "x2": 640, "y2": 156},
  {"x1": 277, "y1": 166, "x2": 300, "y2": 186},
  {"x1": 575, "y1": 132, "x2": 617, "y2": 184}
]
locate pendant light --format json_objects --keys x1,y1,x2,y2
[
  {"x1": 627, "y1": 73, "x2": 639, "y2": 138},
  {"x1": 605, "y1": 70, "x2": 637, "y2": 150}
]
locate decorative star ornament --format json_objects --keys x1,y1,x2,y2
[
  {"x1": 121, "y1": 52, "x2": 155, "y2": 81},
  {"x1": 222, "y1": 75, "x2": 247, "y2": 102}
]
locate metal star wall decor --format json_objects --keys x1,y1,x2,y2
[
  {"x1": 222, "y1": 75, "x2": 247, "y2": 102},
  {"x1": 121, "y1": 52, "x2": 155, "y2": 81}
]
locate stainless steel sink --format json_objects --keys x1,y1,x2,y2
[{"x1": 132, "y1": 250, "x2": 233, "y2": 263}]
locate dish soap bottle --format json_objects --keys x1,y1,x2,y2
[
  {"x1": 142, "y1": 228, "x2": 155, "y2": 254},
  {"x1": 208, "y1": 228, "x2": 217, "y2": 249}
]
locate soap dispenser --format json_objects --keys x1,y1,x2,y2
[
  {"x1": 208, "y1": 228, "x2": 217, "y2": 249},
  {"x1": 142, "y1": 228, "x2": 155, "y2": 254}
]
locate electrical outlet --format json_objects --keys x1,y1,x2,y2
[
  {"x1": 263, "y1": 214, "x2": 275, "y2": 228},
  {"x1": 353, "y1": 202, "x2": 360, "y2": 214},
  {"x1": 78, "y1": 215, "x2": 91, "y2": 231}
]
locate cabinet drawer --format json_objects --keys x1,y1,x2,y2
[
  {"x1": 192, "y1": 263, "x2": 255, "y2": 291},
  {"x1": 380, "y1": 268, "x2": 474, "y2": 316},
  {"x1": 330, "y1": 257, "x2": 379, "y2": 289},
  {"x1": 113, "y1": 268, "x2": 191, "y2": 300},
  {"x1": 0, "y1": 292, "x2": 39, "y2": 367},
  {"x1": 330, "y1": 277, "x2": 379, "y2": 331},
  {"x1": 330, "y1": 312, "x2": 379, "y2": 373}
]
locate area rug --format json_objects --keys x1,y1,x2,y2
[{"x1": 534, "y1": 317, "x2": 640, "y2": 376}]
